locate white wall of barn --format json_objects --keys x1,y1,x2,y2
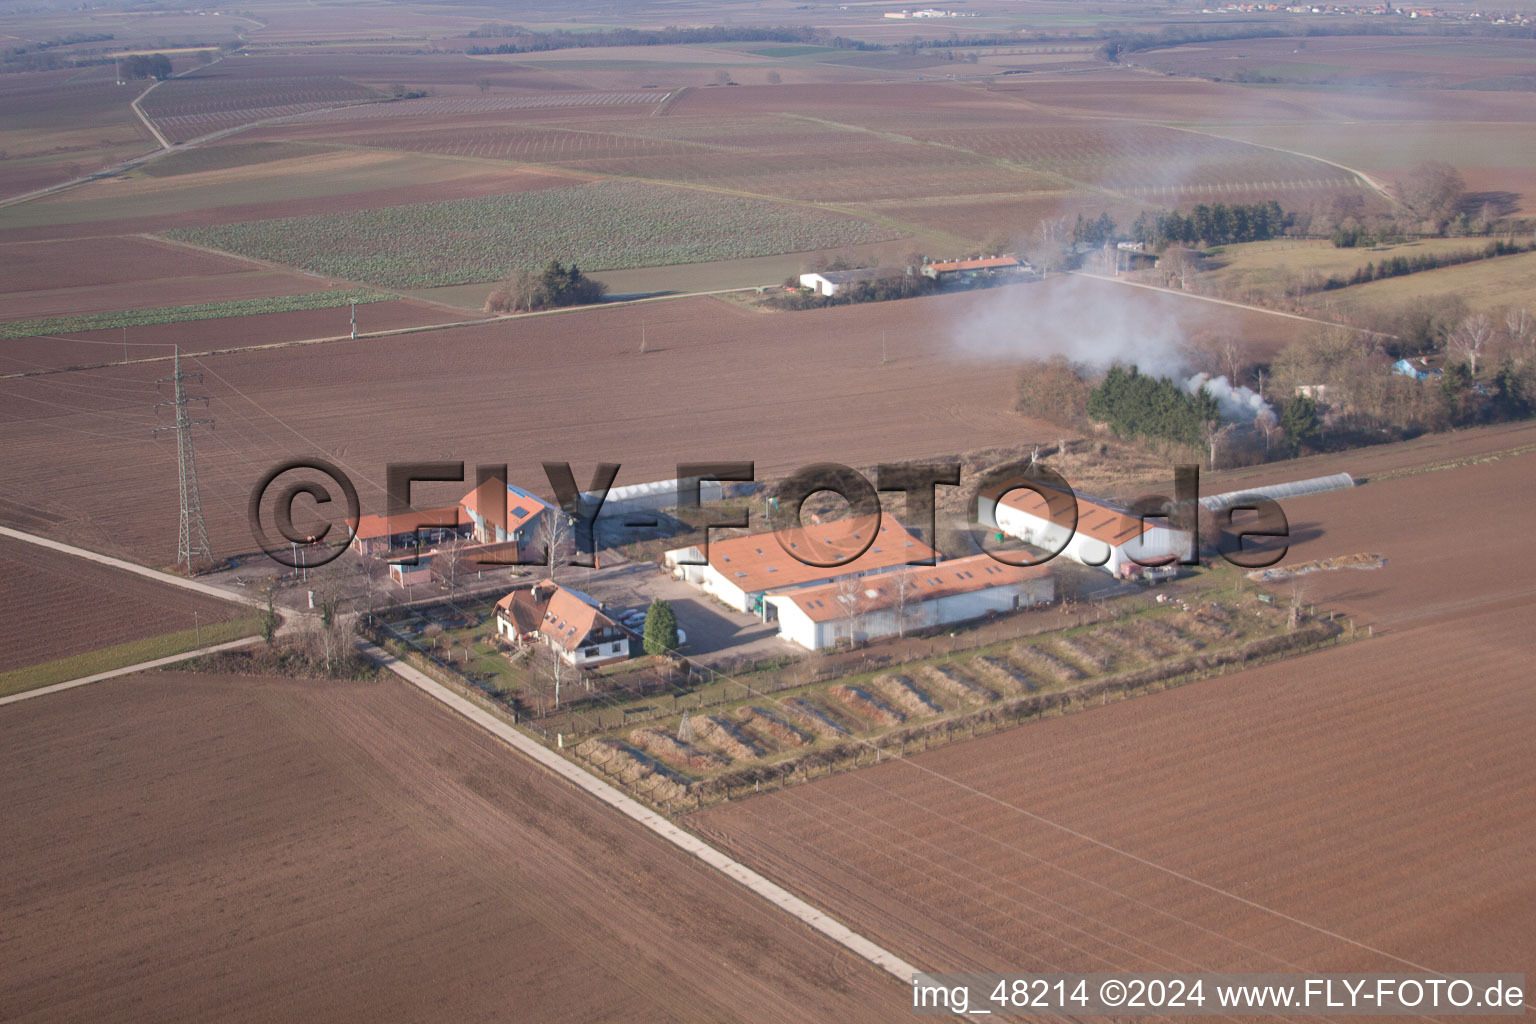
[
  {"x1": 985, "y1": 498, "x2": 1185, "y2": 575},
  {"x1": 769, "y1": 575, "x2": 1055, "y2": 650}
]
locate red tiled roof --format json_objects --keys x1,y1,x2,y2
[
  {"x1": 496, "y1": 582, "x2": 554, "y2": 635},
  {"x1": 927, "y1": 256, "x2": 1021, "y2": 272},
  {"x1": 461, "y1": 480, "x2": 551, "y2": 536},
  {"x1": 775, "y1": 554, "x2": 1050, "y2": 623},
  {"x1": 539, "y1": 585, "x2": 616, "y2": 652},
  {"x1": 702, "y1": 516, "x2": 934, "y2": 594},
  {"x1": 998, "y1": 487, "x2": 1168, "y2": 548},
  {"x1": 350, "y1": 505, "x2": 461, "y2": 541}
]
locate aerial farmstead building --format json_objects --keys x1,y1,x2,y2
[
  {"x1": 460, "y1": 479, "x2": 557, "y2": 559},
  {"x1": 798, "y1": 268, "x2": 883, "y2": 297},
  {"x1": 980, "y1": 486, "x2": 1191, "y2": 577},
  {"x1": 349, "y1": 506, "x2": 466, "y2": 557},
  {"x1": 495, "y1": 580, "x2": 631, "y2": 667},
  {"x1": 921, "y1": 255, "x2": 1027, "y2": 283},
  {"x1": 664, "y1": 516, "x2": 935, "y2": 617},
  {"x1": 766, "y1": 555, "x2": 1054, "y2": 650}
]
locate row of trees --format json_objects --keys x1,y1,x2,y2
[
  {"x1": 485, "y1": 260, "x2": 606, "y2": 314},
  {"x1": 1131, "y1": 201, "x2": 1292, "y2": 249},
  {"x1": 1320, "y1": 238, "x2": 1534, "y2": 286}
]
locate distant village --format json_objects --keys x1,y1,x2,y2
[{"x1": 1197, "y1": 1, "x2": 1533, "y2": 24}]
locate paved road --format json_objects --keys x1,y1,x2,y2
[{"x1": 366, "y1": 641, "x2": 922, "y2": 985}]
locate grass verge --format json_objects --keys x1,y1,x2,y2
[
  {"x1": 0, "y1": 290, "x2": 393, "y2": 340},
  {"x1": 0, "y1": 613, "x2": 264, "y2": 698}
]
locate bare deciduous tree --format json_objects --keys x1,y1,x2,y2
[
  {"x1": 891, "y1": 570, "x2": 916, "y2": 639},
  {"x1": 1255, "y1": 407, "x2": 1279, "y2": 454},
  {"x1": 356, "y1": 552, "x2": 386, "y2": 626},
  {"x1": 1504, "y1": 307, "x2": 1531, "y2": 350},
  {"x1": 1449, "y1": 313, "x2": 1494, "y2": 377},
  {"x1": 536, "y1": 509, "x2": 572, "y2": 582},
  {"x1": 834, "y1": 576, "x2": 871, "y2": 645},
  {"x1": 1394, "y1": 161, "x2": 1466, "y2": 231},
  {"x1": 435, "y1": 537, "x2": 467, "y2": 600}
]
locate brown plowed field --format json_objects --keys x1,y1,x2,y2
[
  {"x1": 0, "y1": 298, "x2": 466, "y2": 375},
  {"x1": 0, "y1": 166, "x2": 583, "y2": 244},
  {"x1": 0, "y1": 279, "x2": 1313, "y2": 563},
  {"x1": 693, "y1": 446, "x2": 1536, "y2": 978},
  {"x1": 1, "y1": 272, "x2": 337, "y2": 323},
  {"x1": 0, "y1": 536, "x2": 245, "y2": 672},
  {"x1": 0, "y1": 671, "x2": 908, "y2": 1022},
  {"x1": 694, "y1": 603, "x2": 1534, "y2": 976},
  {"x1": 0, "y1": 235, "x2": 274, "y2": 294}
]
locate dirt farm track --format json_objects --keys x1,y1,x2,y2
[
  {"x1": 694, "y1": 447, "x2": 1536, "y2": 983},
  {"x1": 0, "y1": 671, "x2": 908, "y2": 1023}
]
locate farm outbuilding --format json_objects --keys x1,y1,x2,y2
[
  {"x1": 460, "y1": 479, "x2": 555, "y2": 559},
  {"x1": 980, "y1": 486, "x2": 1191, "y2": 576},
  {"x1": 798, "y1": 268, "x2": 883, "y2": 297},
  {"x1": 920, "y1": 255, "x2": 1027, "y2": 283},
  {"x1": 349, "y1": 505, "x2": 467, "y2": 557},
  {"x1": 765, "y1": 555, "x2": 1054, "y2": 650},
  {"x1": 1198, "y1": 472, "x2": 1355, "y2": 513},
  {"x1": 664, "y1": 516, "x2": 934, "y2": 616}
]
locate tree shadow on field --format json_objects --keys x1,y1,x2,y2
[
  {"x1": 603, "y1": 291, "x2": 676, "y2": 303},
  {"x1": 1460, "y1": 191, "x2": 1521, "y2": 218}
]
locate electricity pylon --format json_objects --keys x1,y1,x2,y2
[{"x1": 155, "y1": 347, "x2": 214, "y2": 572}]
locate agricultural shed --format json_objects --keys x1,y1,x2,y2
[
  {"x1": 349, "y1": 506, "x2": 466, "y2": 557},
  {"x1": 664, "y1": 516, "x2": 934, "y2": 616},
  {"x1": 799, "y1": 268, "x2": 883, "y2": 297},
  {"x1": 980, "y1": 486, "x2": 1190, "y2": 576},
  {"x1": 920, "y1": 255, "x2": 1027, "y2": 282},
  {"x1": 1198, "y1": 472, "x2": 1355, "y2": 513},
  {"x1": 766, "y1": 555, "x2": 1053, "y2": 650},
  {"x1": 582, "y1": 475, "x2": 728, "y2": 523},
  {"x1": 461, "y1": 480, "x2": 555, "y2": 559}
]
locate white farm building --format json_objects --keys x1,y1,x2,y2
[
  {"x1": 980, "y1": 486, "x2": 1190, "y2": 577},
  {"x1": 664, "y1": 516, "x2": 934, "y2": 616},
  {"x1": 798, "y1": 268, "x2": 883, "y2": 297},
  {"x1": 766, "y1": 555, "x2": 1054, "y2": 650}
]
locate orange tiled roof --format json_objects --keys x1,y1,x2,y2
[
  {"x1": 539, "y1": 585, "x2": 615, "y2": 652},
  {"x1": 998, "y1": 487, "x2": 1168, "y2": 548},
  {"x1": 350, "y1": 505, "x2": 461, "y2": 541},
  {"x1": 927, "y1": 256, "x2": 1021, "y2": 272},
  {"x1": 776, "y1": 554, "x2": 1050, "y2": 623},
  {"x1": 461, "y1": 480, "x2": 553, "y2": 536},
  {"x1": 705, "y1": 516, "x2": 934, "y2": 594}
]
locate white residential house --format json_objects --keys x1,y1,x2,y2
[{"x1": 495, "y1": 580, "x2": 631, "y2": 667}]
